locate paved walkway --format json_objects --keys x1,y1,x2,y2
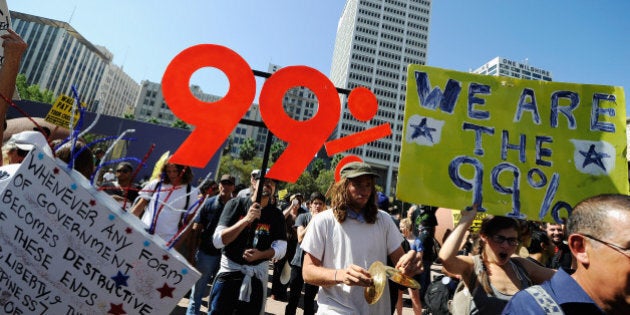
[{"x1": 169, "y1": 268, "x2": 418, "y2": 314}]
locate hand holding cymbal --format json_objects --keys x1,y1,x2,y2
[{"x1": 364, "y1": 261, "x2": 420, "y2": 304}]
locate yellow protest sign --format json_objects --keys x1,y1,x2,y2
[
  {"x1": 397, "y1": 65, "x2": 627, "y2": 223},
  {"x1": 278, "y1": 188, "x2": 289, "y2": 201},
  {"x1": 45, "y1": 94, "x2": 86, "y2": 128}
]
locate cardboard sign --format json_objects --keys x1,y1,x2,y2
[
  {"x1": 0, "y1": 147, "x2": 200, "y2": 314},
  {"x1": 44, "y1": 94, "x2": 86, "y2": 128},
  {"x1": 0, "y1": 0, "x2": 10, "y2": 65},
  {"x1": 397, "y1": 65, "x2": 627, "y2": 223}
]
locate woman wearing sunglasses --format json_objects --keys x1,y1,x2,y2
[{"x1": 438, "y1": 206, "x2": 555, "y2": 314}]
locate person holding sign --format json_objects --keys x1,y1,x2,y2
[
  {"x1": 438, "y1": 206, "x2": 555, "y2": 314},
  {"x1": 207, "y1": 173, "x2": 287, "y2": 315},
  {"x1": 301, "y1": 162, "x2": 421, "y2": 315},
  {"x1": 502, "y1": 194, "x2": 630, "y2": 315},
  {"x1": 131, "y1": 162, "x2": 199, "y2": 243},
  {"x1": 0, "y1": 29, "x2": 27, "y2": 164}
]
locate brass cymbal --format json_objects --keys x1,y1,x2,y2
[
  {"x1": 364, "y1": 261, "x2": 421, "y2": 304},
  {"x1": 364, "y1": 261, "x2": 387, "y2": 304}
]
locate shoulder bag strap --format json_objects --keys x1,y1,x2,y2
[
  {"x1": 178, "y1": 184, "x2": 192, "y2": 228},
  {"x1": 524, "y1": 285, "x2": 564, "y2": 315}
]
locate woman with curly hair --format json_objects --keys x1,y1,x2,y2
[
  {"x1": 301, "y1": 162, "x2": 422, "y2": 314},
  {"x1": 439, "y1": 206, "x2": 555, "y2": 314}
]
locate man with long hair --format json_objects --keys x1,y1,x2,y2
[{"x1": 301, "y1": 162, "x2": 421, "y2": 314}]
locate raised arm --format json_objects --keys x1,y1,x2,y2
[
  {"x1": 0, "y1": 29, "x2": 27, "y2": 165},
  {"x1": 438, "y1": 205, "x2": 477, "y2": 277}
]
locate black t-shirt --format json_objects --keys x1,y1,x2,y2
[
  {"x1": 218, "y1": 197, "x2": 287, "y2": 265},
  {"x1": 550, "y1": 242, "x2": 573, "y2": 272},
  {"x1": 196, "y1": 195, "x2": 227, "y2": 255}
]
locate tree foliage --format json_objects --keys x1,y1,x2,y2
[
  {"x1": 239, "y1": 138, "x2": 257, "y2": 161},
  {"x1": 146, "y1": 117, "x2": 160, "y2": 125},
  {"x1": 283, "y1": 172, "x2": 320, "y2": 202},
  {"x1": 310, "y1": 157, "x2": 327, "y2": 179},
  {"x1": 314, "y1": 169, "x2": 335, "y2": 197},
  {"x1": 171, "y1": 118, "x2": 190, "y2": 129},
  {"x1": 218, "y1": 154, "x2": 263, "y2": 187},
  {"x1": 15, "y1": 74, "x2": 54, "y2": 103},
  {"x1": 270, "y1": 141, "x2": 286, "y2": 162},
  {"x1": 331, "y1": 154, "x2": 344, "y2": 170}
]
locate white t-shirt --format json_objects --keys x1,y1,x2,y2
[
  {"x1": 103, "y1": 171, "x2": 116, "y2": 182},
  {"x1": 301, "y1": 209, "x2": 403, "y2": 315},
  {"x1": 139, "y1": 179, "x2": 199, "y2": 242}
]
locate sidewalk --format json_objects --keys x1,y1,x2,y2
[{"x1": 169, "y1": 267, "x2": 417, "y2": 314}]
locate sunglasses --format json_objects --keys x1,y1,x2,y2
[
  {"x1": 116, "y1": 169, "x2": 131, "y2": 173},
  {"x1": 220, "y1": 180, "x2": 234, "y2": 185},
  {"x1": 580, "y1": 233, "x2": 630, "y2": 259}
]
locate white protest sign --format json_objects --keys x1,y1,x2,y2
[
  {"x1": 0, "y1": 147, "x2": 200, "y2": 315},
  {"x1": 0, "y1": 0, "x2": 10, "y2": 65}
]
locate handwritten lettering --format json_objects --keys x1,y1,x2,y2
[
  {"x1": 138, "y1": 249, "x2": 184, "y2": 284},
  {"x1": 26, "y1": 154, "x2": 98, "y2": 227},
  {"x1": 12, "y1": 226, "x2": 52, "y2": 269}
]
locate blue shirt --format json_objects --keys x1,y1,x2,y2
[{"x1": 502, "y1": 268, "x2": 604, "y2": 315}]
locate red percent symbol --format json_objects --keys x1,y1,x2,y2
[{"x1": 325, "y1": 86, "x2": 392, "y2": 156}]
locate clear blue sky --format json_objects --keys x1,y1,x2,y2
[{"x1": 9, "y1": 0, "x2": 630, "y2": 115}]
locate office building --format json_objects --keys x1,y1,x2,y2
[
  {"x1": 11, "y1": 11, "x2": 110, "y2": 107},
  {"x1": 472, "y1": 56, "x2": 553, "y2": 81},
  {"x1": 10, "y1": 11, "x2": 140, "y2": 116},
  {"x1": 95, "y1": 56, "x2": 140, "y2": 117},
  {"x1": 134, "y1": 80, "x2": 219, "y2": 126},
  {"x1": 330, "y1": 0, "x2": 432, "y2": 195}
]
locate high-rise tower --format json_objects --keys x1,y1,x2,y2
[{"x1": 330, "y1": 0, "x2": 432, "y2": 194}]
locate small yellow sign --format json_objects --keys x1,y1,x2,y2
[
  {"x1": 44, "y1": 94, "x2": 86, "y2": 128},
  {"x1": 278, "y1": 189, "x2": 289, "y2": 201}
]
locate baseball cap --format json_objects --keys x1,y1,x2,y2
[
  {"x1": 6, "y1": 131, "x2": 53, "y2": 157},
  {"x1": 220, "y1": 174, "x2": 236, "y2": 185},
  {"x1": 340, "y1": 162, "x2": 379, "y2": 179},
  {"x1": 253, "y1": 168, "x2": 271, "y2": 180}
]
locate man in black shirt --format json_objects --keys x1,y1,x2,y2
[{"x1": 207, "y1": 174, "x2": 287, "y2": 314}]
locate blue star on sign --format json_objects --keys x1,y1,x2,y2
[
  {"x1": 410, "y1": 117, "x2": 436, "y2": 143},
  {"x1": 579, "y1": 144, "x2": 610, "y2": 171},
  {"x1": 111, "y1": 271, "x2": 129, "y2": 287}
]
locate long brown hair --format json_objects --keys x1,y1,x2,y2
[
  {"x1": 475, "y1": 215, "x2": 521, "y2": 295},
  {"x1": 328, "y1": 177, "x2": 378, "y2": 224},
  {"x1": 161, "y1": 163, "x2": 194, "y2": 185}
]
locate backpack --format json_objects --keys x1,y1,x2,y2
[
  {"x1": 449, "y1": 280, "x2": 472, "y2": 315},
  {"x1": 424, "y1": 275, "x2": 451, "y2": 315}
]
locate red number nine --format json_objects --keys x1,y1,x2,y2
[
  {"x1": 162, "y1": 44, "x2": 256, "y2": 168},
  {"x1": 259, "y1": 66, "x2": 340, "y2": 182},
  {"x1": 162, "y1": 45, "x2": 340, "y2": 183}
]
